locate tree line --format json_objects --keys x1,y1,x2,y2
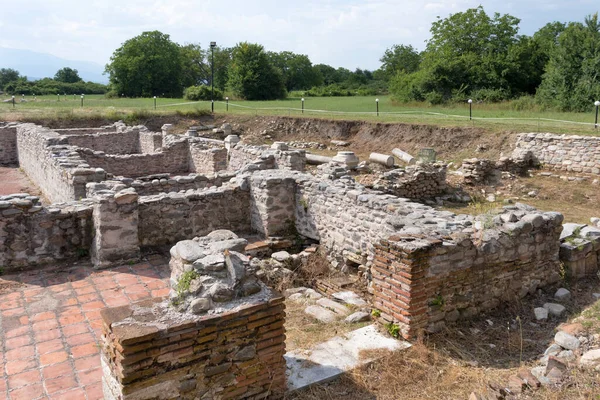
[
  {"x1": 2, "y1": 6, "x2": 599, "y2": 111},
  {"x1": 0, "y1": 67, "x2": 108, "y2": 96},
  {"x1": 388, "y1": 7, "x2": 600, "y2": 112}
]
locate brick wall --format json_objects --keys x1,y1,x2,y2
[
  {"x1": 372, "y1": 210, "x2": 563, "y2": 339},
  {"x1": 100, "y1": 297, "x2": 286, "y2": 400}
]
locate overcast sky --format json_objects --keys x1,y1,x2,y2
[{"x1": 1, "y1": 0, "x2": 598, "y2": 70}]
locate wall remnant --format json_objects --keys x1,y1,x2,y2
[
  {"x1": 0, "y1": 122, "x2": 18, "y2": 165},
  {"x1": 101, "y1": 231, "x2": 286, "y2": 400},
  {"x1": 514, "y1": 133, "x2": 600, "y2": 174}
]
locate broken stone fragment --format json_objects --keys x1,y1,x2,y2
[
  {"x1": 190, "y1": 298, "x2": 211, "y2": 314},
  {"x1": 554, "y1": 331, "x2": 580, "y2": 351},
  {"x1": 543, "y1": 303, "x2": 566, "y2": 317},
  {"x1": 554, "y1": 288, "x2": 571, "y2": 301},
  {"x1": 344, "y1": 311, "x2": 371, "y2": 323}
]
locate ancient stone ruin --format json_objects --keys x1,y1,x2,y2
[{"x1": 2, "y1": 121, "x2": 600, "y2": 398}]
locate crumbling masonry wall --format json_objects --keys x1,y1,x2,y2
[
  {"x1": 0, "y1": 194, "x2": 94, "y2": 271},
  {"x1": 16, "y1": 124, "x2": 106, "y2": 202},
  {"x1": 0, "y1": 123, "x2": 18, "y2": 164},
  {"x1": 514, "y1": 132, "x2": 600, "y2": 174},
  {"x1": 137, "y1": 186, "x2": 252, "y2": 247},
  {"x1": 101, "y1": 297, "x2": 286, "y2": 400},
  {"x1": 372, "y1": 210, "x2": 563, "y2": 339},
  {"x1": 77, "y1": 137, "x2": 190, "y2": 177},
  {"x1": 62, "y1": 128, "x2": 141, "y2": 154}
]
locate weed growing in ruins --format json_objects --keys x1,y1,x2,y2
[
  {"x1": 385, "y1": 322, "x2": 401, "y2": 338},
  {"x1": 430, "y1": 294, "x2": 445, "y2": 308},
  {"x1": 371, "y1": 309, "x2": 381, "y2": 318},
  {"x1": 299, "y1": 197, "x2": 309, "y2": 212},
  {"x1": 172, "y1": 269, "x2": 199, "y2": 305}
]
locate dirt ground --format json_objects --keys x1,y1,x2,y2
[{"x1": 0, "y1": 166, "x2": 43, "y2": 199}]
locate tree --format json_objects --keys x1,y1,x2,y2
[
  {"x1": 390, "y1": 6, "x2": 526, "y2": 102},
  {"x1": 268, "y1": 51, "x2": 321, "y2": 91},
  {"x1": 537, "y1": 14, "x2": 600, "y2": 111},
  {"x1": 379, "y1": 45, "x2": 421, "y2": 80},
  {"x1": 54, "y1": 67, "x2": 82, "y2": 83},
  {"x1": 228, "y1": 42, "x2": 286, "y2": 100},
  {"x1": 0, "y1": 68, "x2": 20, "y2": 90},
  {"x1": 180, "y1": 43, "x2": 208, "y2": 88},
  {"x1": 313, "y1": 64, "x2": 339, "y2": 85},
  {"x1": 105, "y1": 31, "x2": 184, "y2": 97},
  {"x1": 210, "y1": 46, "x2": 233, "y2": 92}
]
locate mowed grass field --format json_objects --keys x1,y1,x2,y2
[{"x1": 2, "y1": 93, "x2": 600, "y2": 135}]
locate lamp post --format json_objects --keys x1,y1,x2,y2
[
  {"x1": 301, "y1": 98, "x2": 304, "y2": 114},
  {"x1": 226, "y1": 97, "x2": 229, "y2": 111},
  {"x1": 154, "y1": 96, "x2": 157, "y2": 110},
  {"x1": 210, "y1": 41, "x2": 216, "y2": 113},
  {"x1": 12, "y1": 96, "x2": 15, "y2": 108},
  {"x1": 468, "y1": 99, "x2": 473, "y2": 120},
  {"x1": 595, "y1": 101, "x2": 600, "y2": 129},
  {"x1": 57, "y1": 94, "x2": 60, "y2": 102},
  {"x1": 81, "y1": 94, "x2": 84, "y2": 108},
  {"x1": 376, "y1": 98, "x2": 379, "y2": 116}
]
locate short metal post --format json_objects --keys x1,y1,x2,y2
[
  {"x1": 226, "y1": 97, "x2": 229, "y2": 111},
  {"x1": 154, "y1": 96, "x2": 157, "y2": 110},
  {"x1": 301, "y1": 98, "x2": 304, "y2": 114}
]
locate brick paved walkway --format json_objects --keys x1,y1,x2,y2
[{"x1": 0, "y1": 261, "x2": 171, "y2": 399}]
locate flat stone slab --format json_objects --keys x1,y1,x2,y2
[
  {"x1": 317, "y1": 298, "x2": 352, "y2": 316},
  {"x1": 304, "y1": 305, "x2": 338, "y2": 323},
  {"x1": 286, "y1": 325, "x2": 410, "y2": 391},
  {"x1": 560, "y1": 223, "x2": 586, "y2": 240},
  {"x1": 332, "y1": 291, "x2": 368, "y2": 306}
]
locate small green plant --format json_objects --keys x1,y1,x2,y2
[
  {"x1": 172, "y1": 269, "x2": 199, "y2": 306},
  {"x1": 385, "y1": 322, "x2": 401, "y2": 338},
  {"x1": 430, "y1": 294, "x2": 445, "y2": 307},
  {"x1": 371, "y1": 309, "x2": 381, "y2": 318},
  {"x1": 127, "y1": 260, "x2": 136, "y2": 266},
  {"x1": 299, "y1": 197, "x2": 309, "y2": 212}
]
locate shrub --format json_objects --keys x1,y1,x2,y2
[
  {"x1": 469, "y1": 88, "x2": 511, "y2": 103},
  {"x1": 184, "y1": 85, "x2": 224, "y2": 101}
]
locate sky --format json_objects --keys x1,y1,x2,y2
[{"x1": 1, "y1": 0, "x2": 599, "y2": 71}]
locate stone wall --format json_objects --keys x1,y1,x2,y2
[
  {"x1": 249, "y1": 173, "x2": 297, "y2": 237},
  {"x1": 514, "y1": 133, "x2": 600, "y2": 174},
  {"x1": 16, "y1": 124, "x2": 106, "y2": 202},
  {"x1": 559, "y1": 225, "x2": 600, "y2": 279},
  {"x1": 78, "y1": 137, "x2": 190, "y2": 177},
  {"x1": 369, "y1": 164, "x2": 447, "y2": 199},
  {"x1": 293, "y1": 170, "x2": 466, "y2": 271},
  {"x1": 189, "y1": 142, "x2": 228, "y2": 174},
  {"x1": 137, "y1": 185, "x2": 252, "y2": 247},
  {"x1": 372, "y1": 207, "x2": 563, "y2": 339},
  {"x1": 0, "y1": 193, "x2": 94, "y2": 270},
  {"x1": 0, "y1": 123, "x2": 18, "y2": 165},
  {"x1": 139, "y1": 131, "x2": 163, "y2": 154},
  {"x1": 229, "y1": 144, "x2": 306, "y2": 172},
  {"x1": 86, "y1": 172, "x2": 236, "y2": 197},
  {"x1": 462, "y1": 151, "x2": 538, "y2": 184},
  {"x1": 64, "y1": 128, "x2": 141, "y2": 154}
]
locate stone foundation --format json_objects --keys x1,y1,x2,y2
[
  {"x1": 369, "y1": 163, "x2": 447, "y2": 199},
  {"x1": 514, "y1": 133, "x2": 600, "y2": 174}
]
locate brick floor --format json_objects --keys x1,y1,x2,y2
[{"x1": 0, "y1": 261, "x2": 171, "y2": 399}]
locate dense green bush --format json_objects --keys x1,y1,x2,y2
[
  {"x1": 469, "y1": 88, "x2": 512, "y2": 103},
  {"x1": 183, "y1": 85, "x2": 224, "y2": 101},
  {"x1": 4, "y1": 79, "x2": 108, "y2": 95}
]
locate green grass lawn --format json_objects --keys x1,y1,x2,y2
[{"x1": 2, "y1": 94, "x2": 599, "y2": 135}]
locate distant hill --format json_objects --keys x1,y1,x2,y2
[{"x1": 0, "y1": 47, "x2": 108, "y2": 84}]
